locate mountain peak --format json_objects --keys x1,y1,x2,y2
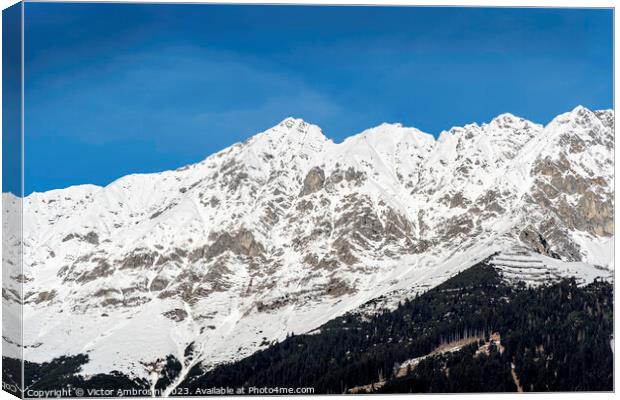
[
  {"x1": 488, "y1": 112, "x2": 534, "y2": 128},
  {"x1": 256, "y1": 116, "x2": 325, "y2": 138},
  {"x1": 376, "y1": 122, "x2": 403, "y2": 129},
  {"x1": 491, "y1": 112, "x2": 520, "y2": 123},
  {"x1": 241, "y1": 117, "x2": 330, "y2": 161},
  {"x1": 548, "y1": 105, "x2": 599, "y2": 128},
  {"x1": 570, "y1": 105, "x2": 592, "y2": 115},
  {"x1": 279, "y1": 116, "x2": 306, "y2": 126},
  {"x1": 345, "y1": 122, "x2": 435, "y2": 150},
  {"x1": 481, "y1": 113, "x2": 543, "y2": 141}
]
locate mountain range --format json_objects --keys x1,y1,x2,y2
[{"x1": 2, "y1": 105, "x2": 614, "y2": 394}]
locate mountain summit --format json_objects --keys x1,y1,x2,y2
[{"x1": 4, "y1": 106, "x2": 613, "y2": 391}]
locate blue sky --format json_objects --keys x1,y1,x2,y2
[
  {"x1": 22, "y1": 4, "x2": 613, "y2": 194},
  {"x1": 3, "y1": 2, "x2": 21, "y2": 195}
]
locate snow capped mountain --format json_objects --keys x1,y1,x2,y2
[{"x1": 3, "y1": 106, "x2": 614, "y2": 390}]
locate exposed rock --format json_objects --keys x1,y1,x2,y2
[
  {"x1": 84, "y1": 231, "x2": 99, "y2": 245},
  {"x1": 203, "y1": 261, "x2": 233, "y2": 292},
  {"x1": 383, "y1": 209, "x2": 413, "y2": 241},
  {"x1": 255, "y1": 295, "x2": 296, "y2": 312},
  {"x1": 296, "y1": 199, "x2": 314, "y2": 212},
  {"x1": 519, "y1": 227, "x2": 559, "y2": 259},
  {"x1": 93, "y1": 288, "x2": 122, "y2": 297},
  {"x1": 574, "y1": 191, "x2": 613, "y2": 236},
  {"x1": 448, "y1": 192, "x2": 471, "y2": 209},
  {"x1": 344, "y1": 167, "x2": 366, "y2": 185},
  {"x1": 76, "y1": 259, "x2": 113, "y2": 283},
  {"x1": 62, "y1": 233, "x2": 77, "y2": 242},
  {"x1": 149, "y1": 276, "x2": 169, "y2": 292},
  {"x1": 411, "y1": 239, "x2": 432, "y2": 254},
  {"x1": 324, "y1": 277, "x2": 356, "y2": 297},
  {"x1": 300, "y1": 167, "x2": 325, "y2": 196},
  {"x1": 204, "y1": 229, "x2": 264, "y2": 259},
  {"x1": 150, "y1": 203, "x2": 177, "y2": 219},
  {"x1": 32, "y1": 290, "x2": 56, "y2": 304},
  {"x1": 336, "y1": 196, "x2": 385, "y2": 244},
  {"x1": 120, "y1": 250, "x2": 158, "y2": 270},
  {"x1": 220, "y1": 160, "x2": 250, "y2": 193},
  {"x1": 163, "y1": 309, "x2": 188, "y2": 322},
  {"x1": 475, "y1": 190, "x2": 504, "y2": 214},
  {"x1": 303, "y1": 253, "x2": 319, "y2": 268},
  {"x1": 441, "y1": 215, "x2": 474, "y2": 239},
  {"x1": 537, "y1": 218, "x2": 582, "y2": 261},
  {"x1": 61, "y1": 231, "x2": 99, "y2": 245},
  {"x1": 332, "y1": 237, "x2": 358, "y2": 265}
]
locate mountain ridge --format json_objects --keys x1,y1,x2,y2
[
  {"x1": 3, "y1": 105, "x2": 614, "y2": 393},
  {"x1": 20, "y1": 105, "x2": 610, "y2": 196}
]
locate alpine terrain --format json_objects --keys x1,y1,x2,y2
[{"x1": 2, "y1": 105, "x2": 614, "y2": 395}]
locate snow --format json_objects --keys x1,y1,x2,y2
[
  {"x1": 2, "y1": 106, "x2": 614, "y2": 387},
  {"x1": 490, "y1": 250, "x2": 611, "y2": 287}
]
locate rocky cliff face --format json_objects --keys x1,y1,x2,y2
[{"x1": 2, "y1": 106, "x2": 613, "y2": 389}]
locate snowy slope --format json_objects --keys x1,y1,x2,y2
[{"x1": 2, "y1": 106, "x2": 614, "y2": 390}]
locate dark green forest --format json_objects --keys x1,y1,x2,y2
[
  {"x1": 3, "y1": 262, "x2": 613, "y2": 396},
  {"x1": 179, "y1": 263, "x2": 613, "y2": 393}
]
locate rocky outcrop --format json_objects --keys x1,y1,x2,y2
[
  {"x1": 149, "y1": 276, "x2": 169, "y2": 292},
  {"x1": 206, "y1": 229, "x2": 264, "y2": 259},
  {"x1": 383, "y1": 209, "x2": 414, "y2": 242},
  {"x1": 332, "y1": 237, "x2": 359, "y2": 266},
  {"x1": 61, "y1": 231, "x2": 100, "y2": 245},
  {"x1": 300, "y1": 167, "x2": 325, "y2": 196},
  {"x1": 120, "y1": 250, "x2": 158, "y2": 270},
  {"x1": 519, "y1": 227, "x2": 559, "y2": 259},
  {"x1": 531, "y1": 156, "x2": 613, "y2": 237},
  {"x1": 163, "y1": 309, "x2": 188, "y2": 322},
  {"x1": 573, "y1": 191, "x2": 614, "y2": 236}
]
